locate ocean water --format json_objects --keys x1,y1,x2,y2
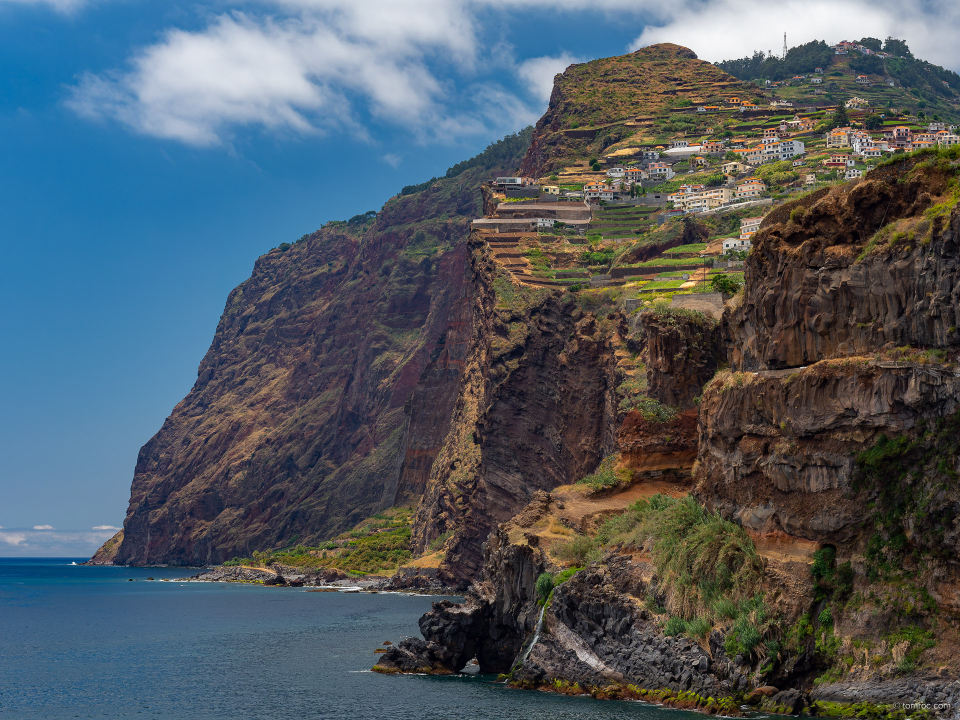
[{"x1": 0, "y1": 558, "x2": 704, "y2": 719}]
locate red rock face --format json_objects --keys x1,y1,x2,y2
[{"x1": 111, "y1": 167, "x2": 502, "y2": 566}]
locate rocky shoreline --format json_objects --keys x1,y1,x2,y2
[{"x1": 179, "y1": 563, "x2": 458, "y2": 594}]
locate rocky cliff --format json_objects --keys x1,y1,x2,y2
[
  {"x1": 690, "y1": 153, "x2": 960, "y2": 707},
  {"x1": 410, "y1": 249, "x2": 623, "y2": 583},
  {"x1": 376, "y1": 153, "x2": 960, "y2": 719},
  {"x1": 698, "y1": 153, "x2": 960, "y2": 567},
  {"x1": 108, "y1": 146, "x2": 525, "y2": 566}
]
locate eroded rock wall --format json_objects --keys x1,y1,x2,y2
[{"x1": 411, "y1": 244, "x2": 622, "y2": 582}]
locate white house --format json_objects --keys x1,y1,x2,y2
[
  {"x1": 671, "y1": 139, "x2": 689, "y2": 148},
  {"x1": 723, "y1": 237, "x2": 752, "y2": 252},
  {"x1": 585, "y1": 188, "x2": 614, "y2": 202},
  {"x1": 606, "y1": 167, "x2": 626, "y2": 178},
  {"x1": 845, "y1": 168, "x2": 863, "y2": 180},
  {"x1": 537, "y1": 218, "x2": 556, "y2": 228},
  {"x1": 647, "y1": 162, "x2": 675, "y2": 181}
]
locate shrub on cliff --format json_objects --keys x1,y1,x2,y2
[
  {"x1": 594, "y1": 494, "x2": 776, "y2": 655},
  {"x1": 576, "y1": 454, "x2": 629, "y2": 491}
]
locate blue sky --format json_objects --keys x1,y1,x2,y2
[{"x1": 1, "y1": 0, "x2": 955, "y2": 557}]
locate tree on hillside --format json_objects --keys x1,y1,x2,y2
[
  {"x1": 859, "y1": 37, "x2": 883, "y2": 52},
  {"x1": 832, "y1": 104, "x2": 849, "y2": 128},
  {"x1": 864, "y1": 114, "x2": 883, "y2": 130},
  {"x1": 716, "y1": 41, "x2": 832, "y2": 82},
  {"x1": 711, "y1": 274, "x2": 744, "y2": 294},
  {"x1": 850, "y1": 54, "x2": 885, "y2": 76},
  {"x1": 883, "y1": 37, "x2": 913, "y2": 58}
]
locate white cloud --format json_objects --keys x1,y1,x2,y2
[
  {"x1": 517, "y1": 52, "x2": 583, "y2": 104},
  {"x1": 63, "y1": 0, "x2": 960, "y2": 147},
  {"x1": 66, "y1": 6, "x2": 485, "y2": 146},
  {"x1": 382, "y1": 153, "x2": 401, "y2": 167},
  {"x1": 0, "y1": 528, "x2": 121, "y2": 557},
  {"x1": 33, "y1": 524, "x2": 55, "y2": 530},
  {"x1": 629, "y1": 0, "x2": 960, "y2": 70},
  {"x1": 0, "y1": 532, "x2": 27, "y2": 546},
  {"x1": 0, "y1": 0, "x2": 88, "y2": 10},
  {"x1": 92, "y1": 525, "x2": 121, "y2": 530}
]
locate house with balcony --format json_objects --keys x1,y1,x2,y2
[
  {"x1": 735, "y1": 178, "x2": 766, "y2": 199},
  {"x1": 740, "y1": 216, "x2": 763, "y2": 238},
  {"x1": 647, "y1": 162, "x2": 675, "y2": 181},
  {"x1": 721, "y1": 161, "x2": 748, "y2": 175},
  {"x1": 606, "y1": 167, "x2": 626, "y2": 178},
  {"x1": 845, "y1": 168, "x2": 863, "y2": 180}
]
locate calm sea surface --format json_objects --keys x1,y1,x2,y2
[{"x1": 0, "y1": 558, "x2": 706, "y2": 719}]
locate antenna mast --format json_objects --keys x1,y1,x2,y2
[{"x1": 783, "y1": 32, "x2": 787, "y2": 60}]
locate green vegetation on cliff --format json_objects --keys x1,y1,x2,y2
[{"x1": 223, "y1": 507, "x2": 414, "y2": 574}]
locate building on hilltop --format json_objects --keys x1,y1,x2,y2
[
  {"x1": 673, "y1": 187, "x2": 733, "y2": 213},
  {"x1": 723, "y1": 236, "x2": 752, "y2": 253}
]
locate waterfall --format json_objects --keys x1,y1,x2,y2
[{"x1": 515, "y1": 604, "x2": 547, "y2": 668}]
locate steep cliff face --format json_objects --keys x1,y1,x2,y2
[
  {"x1": 696, "y1": 362, "x2": 960, "y2": 544},
  {"x1": 641, "y1": 310, "x2": 723, "y2": 408},
  {"x1": 696, "y1": 153, "x2": 960, "y2": 606},
  {"x1": 731, "y1": 159, "x2": 959, "y2": 371},
  {"x1": 519, "y1": 43, "x2": 764, "y2": 177},
  {"x1": 111, "y1": 159, "x2": 511, "y2": 566},
  {"x1": 411, "y1": 246, "x2": 623, "y2": 583}
]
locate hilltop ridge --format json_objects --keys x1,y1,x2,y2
[{"x1": 520, "y1": 43, "x2": 764, "y2": 177}]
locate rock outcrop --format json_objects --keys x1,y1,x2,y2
[
  {"x1": 376, "y1": 522, "x2": 546, "y2": 674},
  {"x1": 640, "y1": 309, "x2": 723, "y2": 408},
  {"x1": 697, "y1": 156, "x2": 960, "y2": 561}
]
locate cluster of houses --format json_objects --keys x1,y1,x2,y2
[
  {"x1": 665, "y1": 178, "x2": 768, "y2": 212},
  {"x1": 826, "y1": 122, "x2": 960, "y2": 156},
  {"x1": 832, "y1": 41, "x2": 896, "y2": 59}
]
